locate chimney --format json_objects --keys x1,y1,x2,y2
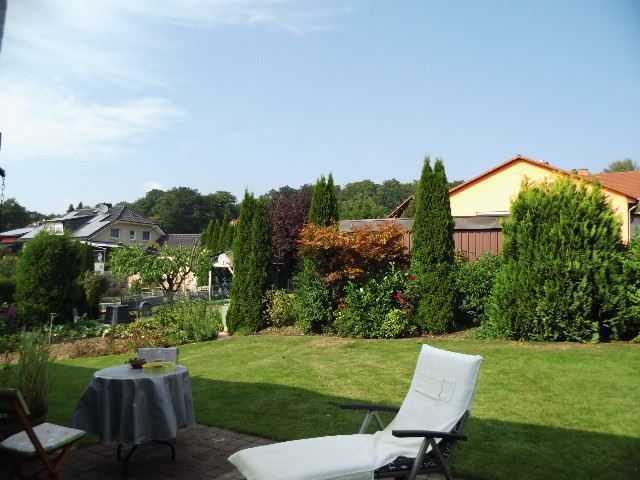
[{"x1": 577, "y1": 168, "x2": 590, "y2": 176}]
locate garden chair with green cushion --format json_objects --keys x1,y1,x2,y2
[
  {"x1": 229, "y1": 344, "x2": 483, "y2": 480},
  {"x1": 0, "y1": 388, "x2": 85, "y2": 480}
]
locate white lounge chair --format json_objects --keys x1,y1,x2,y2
[{"x1": 229, "y1": 344, "x2": 483, "y2": 480}]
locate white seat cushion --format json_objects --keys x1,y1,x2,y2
[
  {"x1": 229, "y1": 434, "x2": 377, "y2": 480},
  {"x1": 0, "y1": 422, "x2": 85, "y2": 455}
]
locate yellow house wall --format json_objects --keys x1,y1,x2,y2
[
  {"x1": 450, "y1": 160, "x2": 561, "y2": 216},
  {"x1": 450, "y1": 159, "x2": 632, "y2": 242},
  {"x1": 92, "y1": 221, "x2": 164, "y2": 244}
]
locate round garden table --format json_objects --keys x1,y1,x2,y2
[{"x1": 72, "y1": 364, "x2": 196, "y2": 477}]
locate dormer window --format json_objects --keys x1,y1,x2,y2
[{"x1": 111, "y1": 228, "x2": 120, "y2": 239}]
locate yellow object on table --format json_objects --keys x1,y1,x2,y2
[{"x1": 142, "y1": 361, "x2": 176, "y2": 372}]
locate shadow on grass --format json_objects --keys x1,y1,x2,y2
[{"x1": 46, "y1": 363, "x2": 639, "y2": 480}]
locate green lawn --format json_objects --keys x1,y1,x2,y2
[{"x1": 47, "y1": 336, "x2": 639, "y2": 480}]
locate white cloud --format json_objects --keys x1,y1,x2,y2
[
  {"x1": 143, "y1": 180, "x2": 164, "y2": 192},
  {"x1": 121, "y1": 0, "x2": 352, "y2": 34},
  {"x1": 0, "y1": 83, "x2": 186, "y2": 161},
  {"x1": 0, "y1": 0, "x2": 349, "y2": 162}
]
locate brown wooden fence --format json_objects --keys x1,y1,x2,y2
[
  {"x1": 453, "y1": 230, "x2": 503, "y2": 260},
  {"x1": 340, "y1": 217, "x2": 504, "y2": 262}
]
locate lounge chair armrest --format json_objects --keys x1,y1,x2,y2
[
  {"x1": 391, "y1": 430, "x2": 467, "y2": 441},
  {"x1": 339, "y1": 403, "x2": 400, "y2": 413}
]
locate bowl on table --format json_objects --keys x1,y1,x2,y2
[{"x1": 127, "y1": 358, "x2": 147, "y2": 369}]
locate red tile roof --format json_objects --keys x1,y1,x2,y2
[{"x1": 591, "y1": 172, "x2": 640, "y2": 200}]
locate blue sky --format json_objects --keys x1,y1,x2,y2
[{"x1": 1, "y1": 0, "x2": 638, "y2": 214}]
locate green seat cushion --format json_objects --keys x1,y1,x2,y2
[{"x1": 0, "y1": 423, "x2": 85, "y2": 455}]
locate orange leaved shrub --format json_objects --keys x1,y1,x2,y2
[{"x1": 298, "y1": 222, "x2": 409, "y2": 284}]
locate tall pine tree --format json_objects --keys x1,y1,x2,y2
[
  {"x1": 244, "y1": 198, "x2": 273, "y2": 331},
  {"x1": 411, "y1": 156, "x2": 455, "y2": 333},
  {"x1": 208, "y1": 220, "x2": 221, "y2": 252},
  {"x1": 217, "y1": 214, "x2": 230, "y2": 252},
  {"x1": 308, "y1": 173, "x2": 338, "y2": 226},
  {"x1": 226, "y1": 193, "x2": 256, "y2": 333},
  {"x1": 223, "y1": 221, "x2": 235, "y2": 251}
]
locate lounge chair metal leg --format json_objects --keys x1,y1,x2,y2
[
  {"x1": 407, "y1": 437, "x2": 429, "y2": 480},
  {"x1": 428, "y1": 439, "x2": 453, "y2": 480},
  {"x1": 358, "y1": 412, "x2": 373, "y2": 434}
]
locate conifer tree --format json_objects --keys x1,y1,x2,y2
[
  {"x1": 244, "y1": 198, "x2": 273, "y2": 331},
  {"x1": 226, "y1": 192, "x2": 256, "y2": 332},
  {"x1": 309, "y1": 173, "x2": 338, "y2": 226},
  {"x1": 201, "y1": 221, "x2": 212, "y2": 248},
  {"x1": 410, "y1": 156, "x2": 456, "y2": 333},
  {"x1": 489, "y1": 178, "x2": 622, "y2": 341},
  {"x1": 217, "y1": 214, "x2": 230, "y2": 252},
  {"x1": 308, "y1": 175, "x2": 325, "y2": 225},
  {"x1": 208, "y1": 220, "x2": 220, "y2": 252},
  {"x1": 223, "y1": 221, "x2": 235, "y2": 251},
  {"x1": 323, "y1": 172, "x2": 339, "y2": 225}
]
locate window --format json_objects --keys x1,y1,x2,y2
[
  {"x1": 110, "y1": 228, "x2": 120, "y2": 239},
  {"x1": 129, "y1": 230, "x2": 136, "y2": 240},
  {"x1": 142, "y1": 231, "x2": 150, "y2": 241}
]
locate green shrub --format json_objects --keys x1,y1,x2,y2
[
  {"x1": 112, "y1": 301, "x2": 223, "y2": 347},
  {"x1": 455, "y1": 253, "x2": 502, "y2": 326},
  {"x1": 0, "y1": 254, "x2": 18, "y2": 278},
  {"x1": 334, "y1": 269, "x2": 416, "y2": 339},
  {"x1": 15, "y1": 232, "x2": 84, "y2": 327},
  {"x1": 488, "y1": 178, "x2": 623, "y2": 342},
  {"x1": 83, "y1": 272, "x2": 105, "y2": 318},
  {"x1": 264, "y1": 289, "x2": 296, "y2": 327},
  {"x1": 616, "y1": 237, "x2": 640, "y2": 339},
  {"x1": 0, "y1": 277, "x2": 16, "y2": 303},
  {"x1": 292, "y1": 260, "x2": 333, "y2": 333},
  {"x1": 43, "y1": 315, "x2": 109, "y2": 341}
]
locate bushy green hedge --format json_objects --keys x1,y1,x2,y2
[
  {"x1": 111, "y1": 301, "x2": 223, "y2": 347},
  {"x1": 455, "y1": 253, "x2": 502, "y2": 326},
  {"x1": 334, "y1": 268, "x2": 416, "y2": 339},
  {"x1": 617, "y1": 237, "x2": 640, "y2": 339},
  {"x1": 264, "y1": 289, "x2": 296, "y2": 328},
  {"x1": 15, "y1": 232, "x2": 85, "y2": 327},
  {"x1": 488, "y1": 178, "x2": 623, "y2": 342},
  {"x1": 292, "y1": 260, "x2": 333, "y2": 333}
]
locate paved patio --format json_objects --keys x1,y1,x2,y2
[
  {"x1": 2, "y1": 424, "x2": 455, "y2": 479},
  {"x1": 1, "y1": 424, "x2": 274, "y2": 480}
]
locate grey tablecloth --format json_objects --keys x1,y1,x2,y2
[{"x1": 72, "y1": 365, "x2": 196, "y2": 444}]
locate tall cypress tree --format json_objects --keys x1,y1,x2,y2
[
  {"x1": 209, "y1": 220, "x2": 220, "y2": 252},
  {"x1": 244, "y1": 198, "x2": 273, "y2": 331},
  {"x1": 217, "y1": 214, "x2": 230, "y2": 252},
  {"x1": 323, "y1": 172, "x2": 339, "y2": 225},
  {"x1": 308, "y1": 176, "x2": 326, "y2": 225},
  {"x1": 201, "y1": 221, "x2": 211, "y2": 248},
  {"x1": 411, "y1": 156, "x2": 455, "y2": 333},
  {"x1": 309, "y1": 173, "x2": 338, "y2": 226},
  {"x1": 223, "y1": 221, "x2": 235, "y2": 251},
  {"x1": 226, "y1": 192, "x2": 256, "y2": 333}
]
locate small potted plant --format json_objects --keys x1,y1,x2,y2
[{"x1": 127, "y1": 357, "x2": 147, "y2": 369}]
